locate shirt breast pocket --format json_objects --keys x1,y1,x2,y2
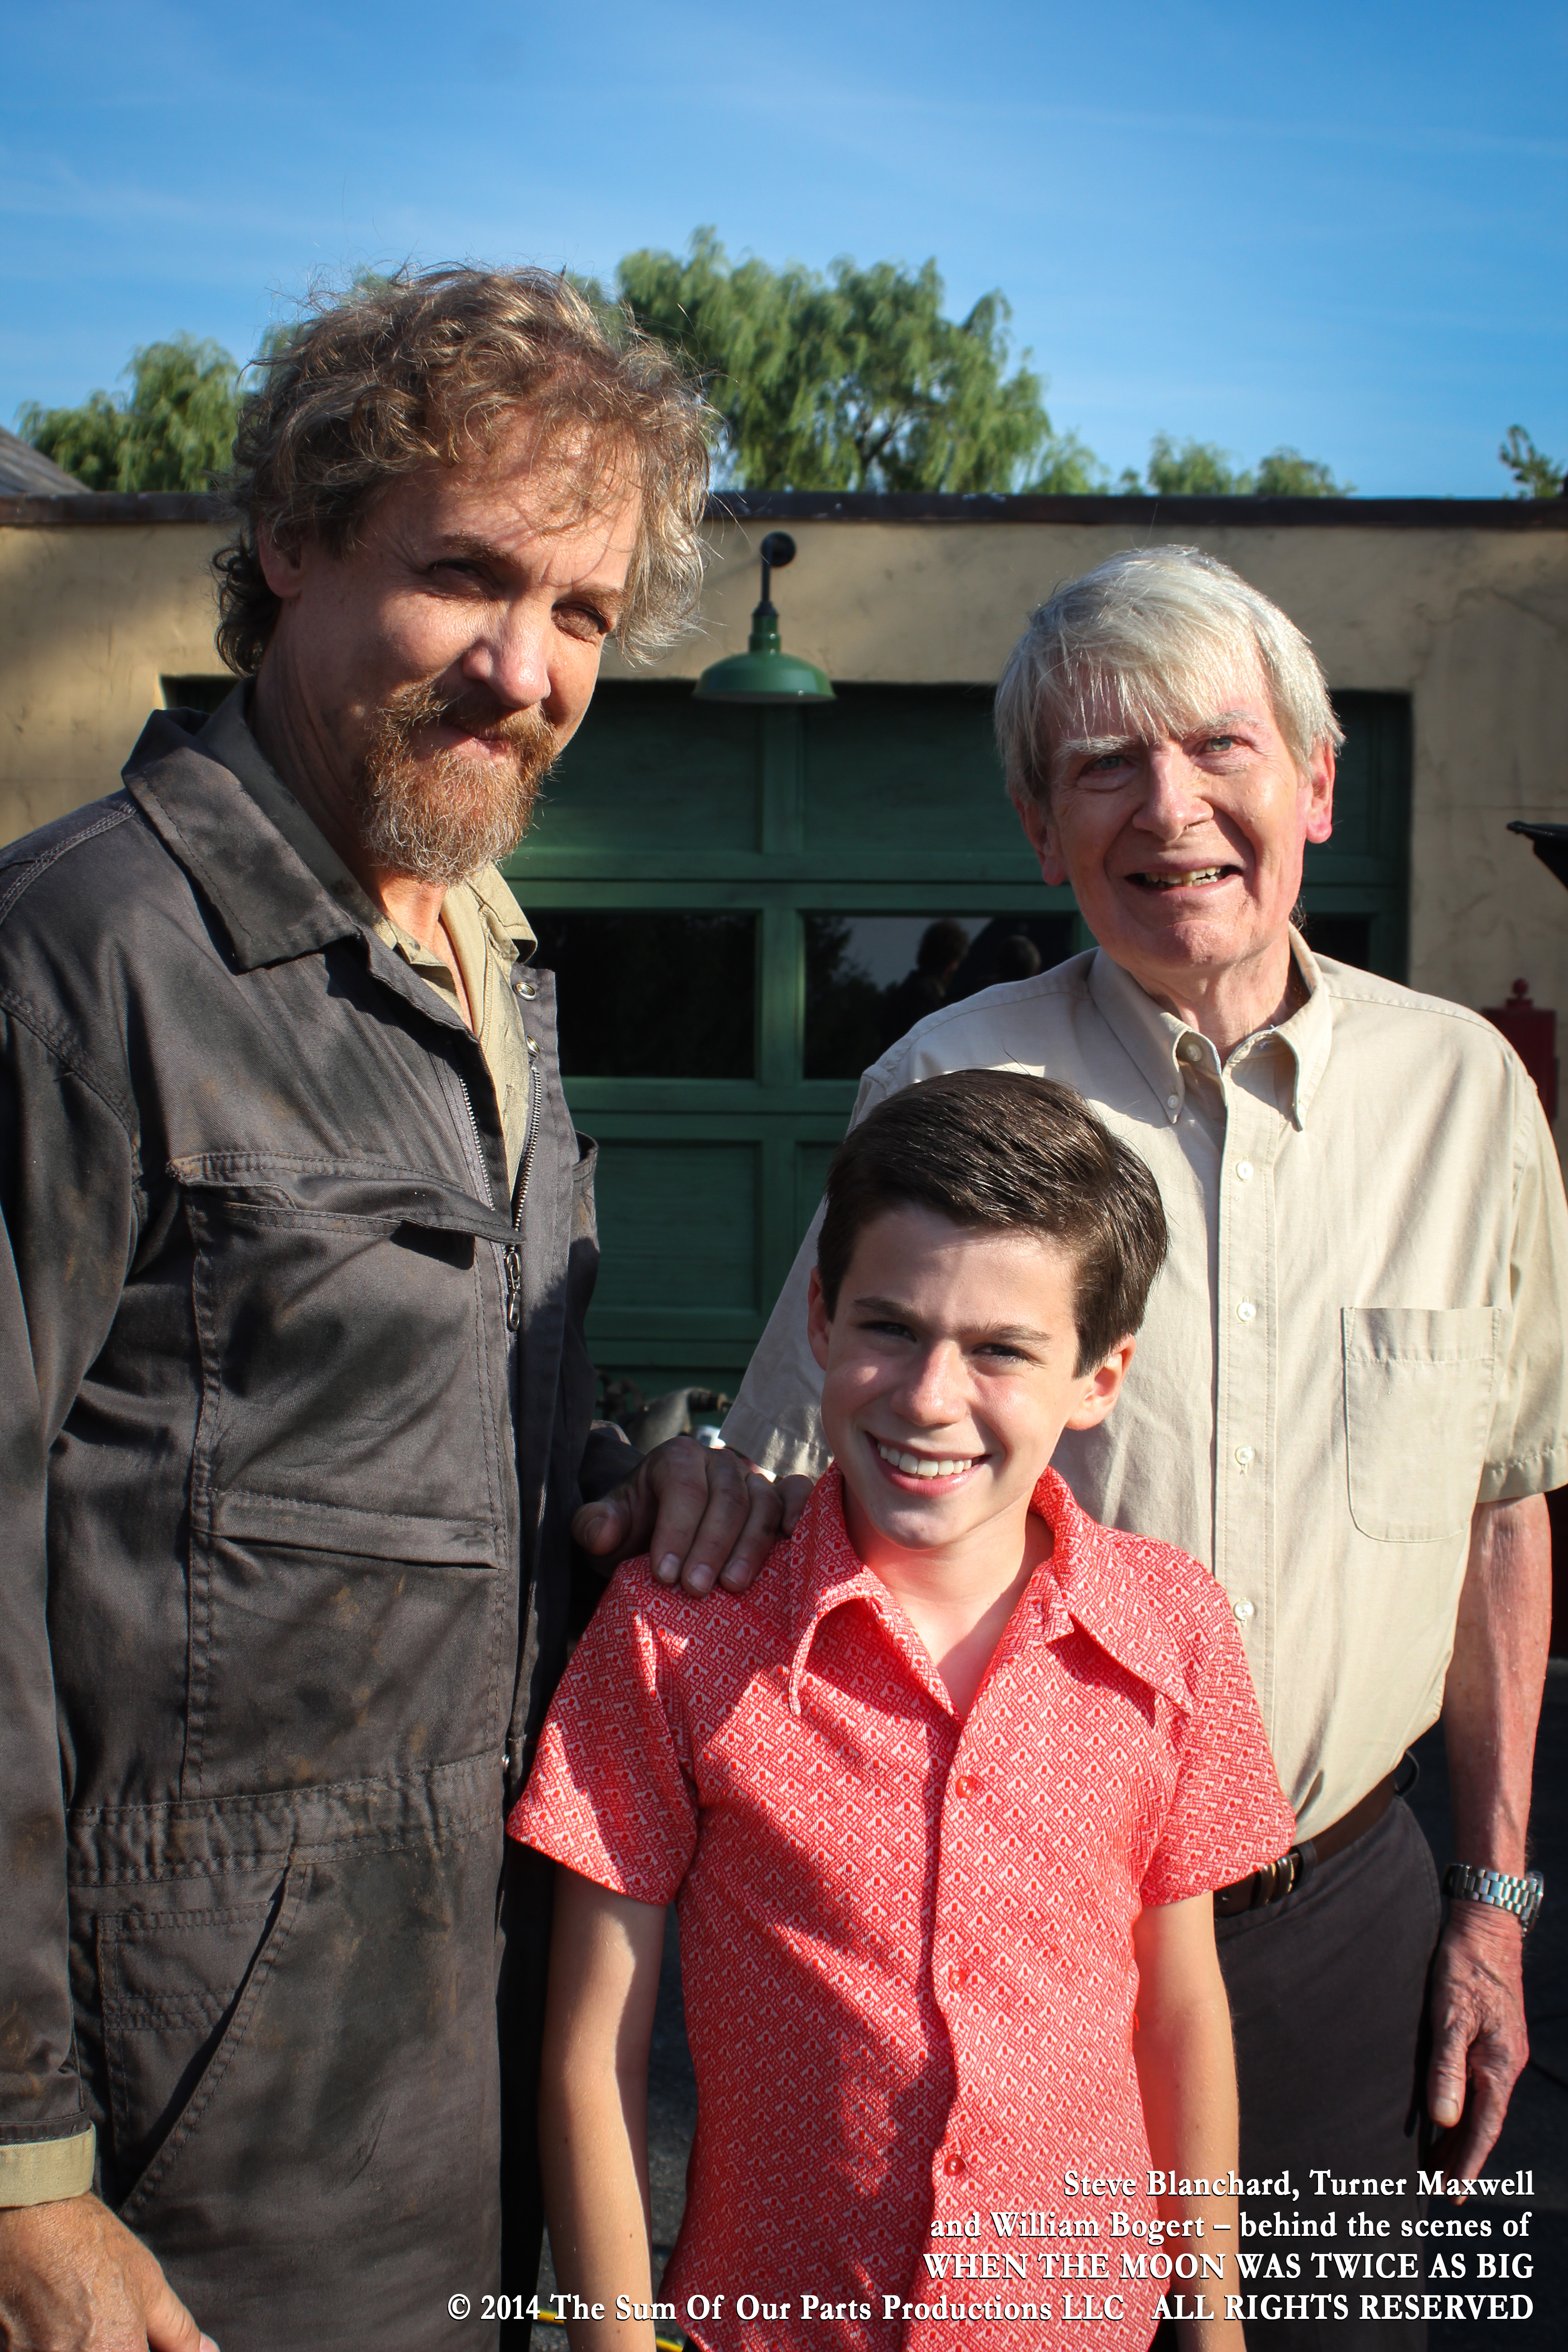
[{"x1": 1341, "y1": 1306, "x2": 1500, "y2": 1543}]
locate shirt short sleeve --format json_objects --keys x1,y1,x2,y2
[
  {"x1": 508, "y1": 1564, "x2": 699, "y2": 1903},
  {"x1": 1480, "y1": 1083, "x2": 1568, "y2": 1502},
  {"x1": 1140, "y1": 1582, "x2": 1296, "y2": 1908}
]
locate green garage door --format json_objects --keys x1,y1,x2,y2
[{"x1": 502, "y1": 683, "x2": 1410, "y2": 1407}]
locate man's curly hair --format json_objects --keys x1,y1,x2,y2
[{"x1": 214, "y1": 266, "x2": 711, "y2": 676}]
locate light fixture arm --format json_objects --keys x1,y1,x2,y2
[
  {"x1": 691, "y1": 525, "x2": 833, "y2": 703},
  {"x1": 747, "y1": 530, "x2": 795, "y2": 652},
  {"x1": 756, "y1": 529, "x2": 795, "y2": 620}
]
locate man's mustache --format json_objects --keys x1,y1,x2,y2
[{"x1": 380, "y1": 681, "x2": 557, "y2": 758}]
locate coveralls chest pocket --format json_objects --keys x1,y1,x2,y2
[
  {"x1": 173, "y1": 1154, "x2": 524, "y2": 1797},
  {"x1": 1340, "y1": 1305, "x2": 1501, "y2": 1544}
]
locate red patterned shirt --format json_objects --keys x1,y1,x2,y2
[{"x1": 510, "y1": 1468, "x2": 1293, "y2": 2352}]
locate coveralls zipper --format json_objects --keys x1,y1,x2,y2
[{"x1": 459, "y1": 1030, "x2": 539, "y2": 1333}]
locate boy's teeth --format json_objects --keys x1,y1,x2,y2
[{"x1": 876, "y1": 1442, "x2": 970, "y2": 1479}]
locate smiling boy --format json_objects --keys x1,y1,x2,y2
[{"x1": 510, "y1": 1071, "x2": 1294, "y2": 2352}]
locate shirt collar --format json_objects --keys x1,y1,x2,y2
[
  {"x1": 1087, "y1": 932, "x2": 1332, "y2": 1132},
  {"x1": 782, "y1": 1464, "x2": 1192, "y2": 1717},
  {"x1": 200, "y1": 684, "x2": 383, "y2": 933},
  {"x1": 782, "y1": 1474, "x2": 893, "y2": 1715},
  {"x1": 1027, "y1": 1466, "x2": 1192, "y2": 1709},
  {"x1": 122, "y1": 708, "x2": 361, "y2": 974}
]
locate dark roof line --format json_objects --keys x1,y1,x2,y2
[
  {"x1": 1, "y1": 488, "x2": 1565, "y2": 530},
  {"x1": 716, "y1": 490, "x2": 1566, "y2": 528}
]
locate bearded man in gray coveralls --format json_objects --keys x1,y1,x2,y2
[{"x1": 0, "y1": 269, "x2": 790, "y2": 2352}]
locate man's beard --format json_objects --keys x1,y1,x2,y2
[{"x1": 352, "y1": 682, "x2": 558, "y2": 887}]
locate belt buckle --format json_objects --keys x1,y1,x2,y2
[{"x1": 1253, "y1": 1849, "x2": 1301, "y2": 1907}]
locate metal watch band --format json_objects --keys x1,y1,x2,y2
[{"x1": 1443, "y1": 1863, "x2": 1545, "y2": 1932}]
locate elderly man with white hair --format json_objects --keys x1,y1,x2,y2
[{"x1": 724, "y1": 546, "x2": 1567, "y2": 2352}]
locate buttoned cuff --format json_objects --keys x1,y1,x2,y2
[{"x1": 0, "y1": 2127, "x2": 96, "y2": 2208}]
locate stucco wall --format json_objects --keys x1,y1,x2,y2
[
  {"x1": 4, "y1": 500, "x2": 1566, "y2": 1023},
  {"x1": 0, "y1": 516, "x2": 227, "y2": 840}
]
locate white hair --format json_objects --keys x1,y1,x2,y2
[{"x1": 995, "y1": 545, "x2": 1343, "y2": 810}]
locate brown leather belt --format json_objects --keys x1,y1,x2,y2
[{"x1": 1214, "y1": 1765, "x2": 1402, "y2": 1916}]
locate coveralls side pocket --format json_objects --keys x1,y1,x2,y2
[{"x1": 104, "y1": 1858, "x2": 306, "y2": 2223}]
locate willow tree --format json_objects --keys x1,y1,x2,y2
[
  {"x1": 18, "y1": 335, "x2": 241, "y2": 493},
  {"x1": 605, "y1": 230, "x2": 1100, "y2": 493}
]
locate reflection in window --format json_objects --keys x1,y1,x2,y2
[
  {"x1": 804, "y1": 912, "x2": 1076, "y2": 1079},
  {"x1": 528, "y1": 911, "x2": 755, "y2": 1078}
]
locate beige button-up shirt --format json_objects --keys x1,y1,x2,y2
[
  {"x1": 723, "y1": 941, "x2": 1568, "y2": 1838},
  {"x1": 201, "y1": 689, "x2": 538, "y2": 1190}
]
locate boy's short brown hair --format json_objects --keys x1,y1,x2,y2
[{"x1": 816, "y1": 1070, "x2": 1167, "y2": 1374}]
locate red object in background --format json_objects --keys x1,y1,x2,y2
[
  {"x1": 1484, "y1": 980, "x2": 1566, "y2": 1653},
  {"x1": 1482, "y1": 978, "x2": 1558, "y2": 1122}
]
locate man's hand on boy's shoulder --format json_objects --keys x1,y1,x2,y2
[{"x1": 572, "y1": 1436, "x2": 814, "y2": 1596}]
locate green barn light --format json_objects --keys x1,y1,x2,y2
[{"x1": 693, "y1": 531, "x2": 835, "y2": 703}]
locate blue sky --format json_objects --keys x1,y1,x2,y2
[{"x1": 2, "y1": 0, "x2": 1563, "y2": 495}]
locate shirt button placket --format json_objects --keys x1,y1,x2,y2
[
  {"x1": 945, "y1": 1769, "x2": 980, "y2": 2002},
  {"x1": 1217, "y1": 1083, "x2": 1272, "y2": 1649},
  {"x1": 939, "y1": 1758, "x2": 982, "y2": 2186}
]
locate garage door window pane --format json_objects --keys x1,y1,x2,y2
[
  {"x1": 529, "y1": 912, "x2": 756, "y2": 1077},
  {"x1": 804, "y1": 912, "x2": 1075, "y2": 1078},
  {"x1": 1301, "y1": 912, "x2": 1373, "y2": 971}
]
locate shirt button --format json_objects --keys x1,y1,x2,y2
[
  {"x1": 944, "y1": 2151, "x2": 967, "y2": 2178},
  {"x1": 1234, "y1": 1597, "x2": 1256, "y2": 1622},
  {"x1": 952, "y1": 1773, "x2": 979, "y2": 1798},
  {"x1": 947, "y1": 1964, "x2": 967, "y2": 1989},
  {"x1": 1237, "y1": 1299, "x2": 1258, "y2": 1322},
  {"x1": 1166, "y1": 1092, "x2": 1180, "y2": 1112},
  {"x1": 1235, "y1": 1444, "x2": 1255, "y2": 1466},
  {"x1": 1235, "y1": 1159, "x2": 1254, "y2": 1181}
]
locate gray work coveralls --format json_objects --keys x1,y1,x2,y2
[{"x1": 0, "y1": 710, "x2": 627, "y2": 2346}]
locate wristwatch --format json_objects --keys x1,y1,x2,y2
[{"x1": 1443, "y1": 1863, "x2": 1545, "y2": 1933}]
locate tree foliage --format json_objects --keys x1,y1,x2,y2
[
  {"x1": 1499, "y1": 426, "x2": 1563, "y2": 498},
  {"x1": 16, "y1": 251, "x2": 1361, "y2": 504},
  {"x1": 16, "y1": 271, "x2": 404, "y2": 494},
  {"x1": 18, "y1": 335, "x2": 242, "y2": 493},
  {"x1": 1122, "y1": 433, "x2": 1351, "y2": 496},
  {"x1": 605, "y1": 229, "x2": 1081, "y2": 493},
  {"x1": 1254, "y1": 446, "x2": 1349, "y2": 496},
  {"x1": 607, "y1": 237, "x2": 1352, "y2": 497}
]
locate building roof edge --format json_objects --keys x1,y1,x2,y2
[{"x1": 707, "y1": 490, "x2": 1568, "y2": 529}]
